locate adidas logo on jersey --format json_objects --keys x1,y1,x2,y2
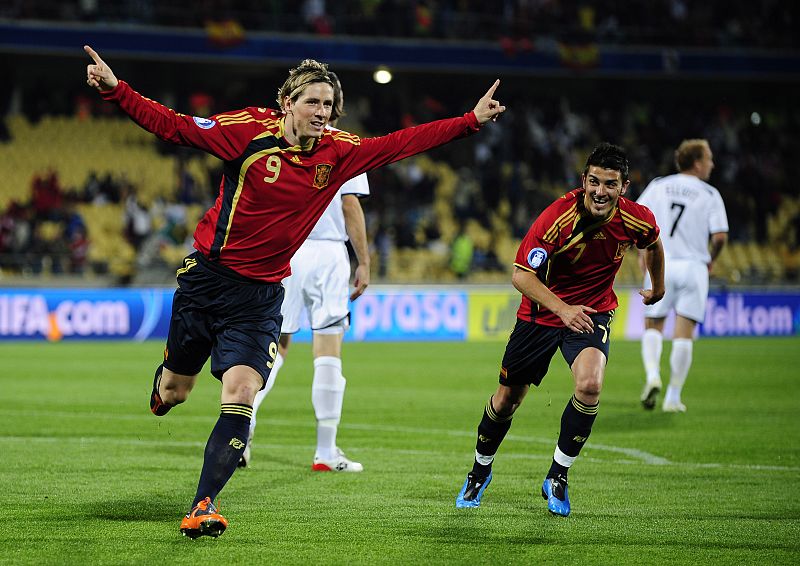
[{"x1": 593, "y1": 232, "x2": 607, "y2": 239}]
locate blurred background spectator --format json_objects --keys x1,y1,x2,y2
[{"x1": 0, "y1": 2, "x2": 797, "y2": 285}]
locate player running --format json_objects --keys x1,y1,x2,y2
[
  {"x1": 85, "y1": 45, "x2": 505, "y2": 538},
  {"x1": 454, "y1": 143, "x2": 664, "y2": 516}
]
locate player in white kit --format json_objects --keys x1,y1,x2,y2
[
  {"x1": 241, "y1": 73, "x2": 370, "y2": 471},
  {"x1": 637, "y1": 139, "x2": 728, "y2": 412}
]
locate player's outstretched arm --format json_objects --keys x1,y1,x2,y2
[
  {"x1": 472, "y1": 80, "x2": 506, "y2": 125},
  {"x1": 84, "y1": 45, "x2": 119, "y2": 92}
]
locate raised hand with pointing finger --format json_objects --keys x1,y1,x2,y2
[
  {"x1": 472, "y1": 79, "x2": 506, "y2": 125},
  {"x1": 84, "y1": 45, "x2": 118, "y2": 92}
]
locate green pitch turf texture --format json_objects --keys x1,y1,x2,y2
[{"x1": 2, "y1": 337, "x2": 799, "y2": 565}]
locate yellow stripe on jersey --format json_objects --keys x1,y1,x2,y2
[
  {"x1": 513, "y1": 262, "x2": 536, "y2": 273},
  {"x1": 544, "y1": 203, "x2": 578, "y2": 241},
  {"x1": 216, "y1": 111, "x2": 251, "y2": 121},
  {"x1": 330, "y1": 130, "x2": 360, "y2": 140},
  {"x1": 331, "y1": 133, "x2": 361, "y2": 146},
  {"x1": 332, "y1": 137, "x2": 360, "y2": 146},
  {"x1": 553, "y1": 210, "x2": 616, "y2": 257},
  {"x1": 620, "y1": 209, "x2": 654, "y2": 233},
  {"x1": 217, "y1": 117, "x2": 257, "y2": 126},
  {"x1": 543, "y1": 210, "x2": 578, "y2": 244},
  {"x1": 543, "y1": 203, "x2": 578, "y2": 243},
  {"x1": 259, "y1": 118, "x2": 280, "y2": 128},
  {"x1": 222, "y1": 146, "x2": 284, "y2": 251},
  {"x1": 217, "y1": 115, "x2": 254, "y2": 123}
]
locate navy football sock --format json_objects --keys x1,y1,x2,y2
[
  {"x1": 547, "y1": 395, "x2": 598, "y2": 480},
  {"x1": 192, "y1": 404, "x2": 252, "y2": 507},
  {"x1": 471, "y1": 396, "x2": 513, "y2": 478}
]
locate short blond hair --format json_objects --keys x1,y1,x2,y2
[
  {"x1": 674, "y1": 139, "x2": 710, "y2": 172},
  {"x1": 276, "y1": 59, "x2": 341, "y2": 120}
]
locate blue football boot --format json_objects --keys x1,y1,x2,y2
[
  {"x1": 541, "y1": 475, "x2": 570, "y2": 516},
  {"x1": 455, "y1": 471, "x2": 493, "y2": 508}
]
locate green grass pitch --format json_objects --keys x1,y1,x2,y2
[{"x1": 2, "y1": 337, "x2": 799, "y2": 564}]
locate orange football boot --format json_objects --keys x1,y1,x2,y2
[{"x1": 179, "y1": 497, "x2": 228, "y2": 539}]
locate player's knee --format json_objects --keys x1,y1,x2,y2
[
  {"x1": 491, "y1": 396, "x2": 517, "y2": 417},
  {"x1": 221, "y1": 367, "x2": 264, "y2": 404},
  {"x1": 160, "y1": 379, "x2": 191, "y2": 405},
  {"x1": 575, "y1": 378, "x2": 602, "y2": 400},
  {"x1": 492, "y1": 386, "x2": 526, "y2": 417}
]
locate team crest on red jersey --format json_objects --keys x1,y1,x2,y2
[
  {"x1": 313, "y1": 164, "x2": 333, "y2": 189},
  {"x1": 615, "y1": 241, "x2": 631, "y2": 259}
]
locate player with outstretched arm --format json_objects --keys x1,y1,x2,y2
[{"x1": 85, "y1": 45, "x2": 504, "y2": 538}]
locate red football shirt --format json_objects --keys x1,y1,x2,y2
[
  {"x1": 514, "y1": 188, "x2": 659, "y2": 326},
  {"x1": 101, "y1": 81, "x2": 480, "y2": 281}
]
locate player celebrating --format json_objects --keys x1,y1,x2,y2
[
  {"x1": 455, "y1": 143, "x2": 664, "y2": 516},
  {"x1": 242, "y1": 72, "x2": 370, "y2": 473},
  {"x1": 637, "y1": 139, "x2": 728, "y2": 412},
  {"x1": 85, "y1": 45, "x2": 504, "y2": 538}
]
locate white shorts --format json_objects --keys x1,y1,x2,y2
[
  {"x1": 280, "y1": 239, "x2": 351, "y2": 334},
  {"x1": 643, "y1": 258, "x2": 709, "y2": 323}
]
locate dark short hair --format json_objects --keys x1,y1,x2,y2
[{"x1": 583, "y1": 142, "x2": 629, "y2": 183}]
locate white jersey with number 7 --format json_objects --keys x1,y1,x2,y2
[{"x1": 637, "y1": 173, "x2": 728, "y2": 264}]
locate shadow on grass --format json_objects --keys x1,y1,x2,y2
[
  {"x1": 84, "y1": 496, "x2": 184, "y2": 522},
  {"x1": 418, "y1": 511, "x2": 799, "y2": 552},
  {"x1": 594, "y1": 408, "x2": 680, "y2": 433}
]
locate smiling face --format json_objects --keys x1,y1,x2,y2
[
  {"x1": 582, "y1": 165, "x2": 629, "y2": 220},
  {"x1": 283, "y1": 81, "x2": 334, "y2": 146}
]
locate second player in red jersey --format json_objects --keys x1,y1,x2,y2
[
  {"x1": 514, "y1": 186, "x2": 659, "y2": 326},
  {"x1": 456, "y1": 143, "x2": 664, "y2": 517}
]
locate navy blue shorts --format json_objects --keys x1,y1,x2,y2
[
  {"x1": 163, "y1": 252, "x2": 283, "y2": 386},
  {"x1": 499, "y1": 312, "x2": 614, "y2": 387}
]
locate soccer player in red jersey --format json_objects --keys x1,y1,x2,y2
[
  {"x1": 85, "y1": 45, "x2": 505, "y2": 537},
  {"x1": 455, "y1": 143, "x2": 665, "y2": 516}
]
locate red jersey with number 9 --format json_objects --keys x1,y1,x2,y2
[{"x1": 101, "y1": 81, "x2": 480, "y2": 282}]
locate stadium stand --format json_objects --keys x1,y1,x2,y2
[{"x1": 0, "y1": 5, "x2": 798, "y2": 285}]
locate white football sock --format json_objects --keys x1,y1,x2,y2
[
  {"x1": 641, "y1": 328, "x2": 663, "y2": 384},
  {"x1": 312, "y1": 356, "x2": 346, "y2": 460},
  {"x1": 666, "y1": 338, "x2": 693, "y2": 402},
  {"x1": 250, "y1": 351, "x2": 284, "y2": 439},
  {"x1": 554, "y1": 445, "x2": 576, "y2": 469}
]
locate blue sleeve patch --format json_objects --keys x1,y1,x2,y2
[
  {"x1": 192, "y1": 117, "x2": 216, "y2": 129},
  {"x1": 527, "y1": 247, "x2": 548, "y2": 269}
]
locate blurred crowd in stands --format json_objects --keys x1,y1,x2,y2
[
  {"x1": 0, "y1": 2, "x2": 798, "y2": 283},
  {"x1": 3, "y1": 73, "x2": 797, "y2": 283},
  {"x1": 3, "y1": 0, "x2": 796, "y2": 49}
]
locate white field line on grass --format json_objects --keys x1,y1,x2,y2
[{"x1": 2, "y1": 412, "x2": 799, "y2": 473}]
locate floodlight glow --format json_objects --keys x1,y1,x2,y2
[
  {"x1": 373, "y1": 67, "x2": 393, "y2": 84},
  {"x1": 750, "y1": 111, "x2": 761, "y2": 126}
]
